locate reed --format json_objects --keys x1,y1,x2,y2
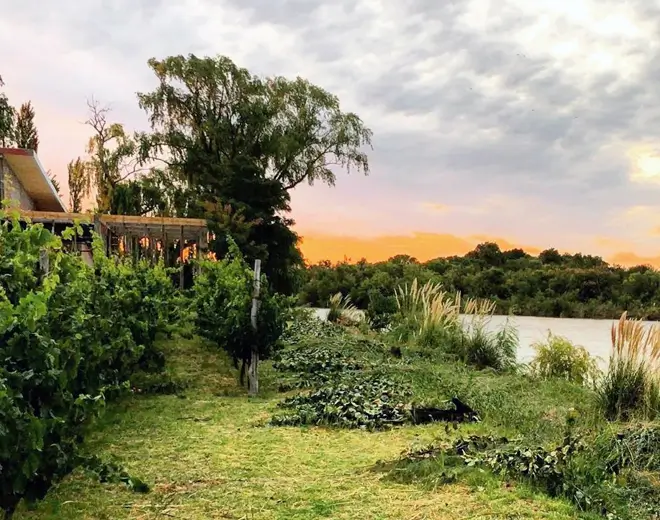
[{"x1": 327, "y1": 292, "x2": 363, "y2": 325}]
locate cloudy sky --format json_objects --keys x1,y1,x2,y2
[{"x1": 2, "y1": 0, "x2": 660, "y2": 265}]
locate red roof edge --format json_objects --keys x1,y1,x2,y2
[{"x1": 0, "y1": 148, "x2": 34, "y2": 157}]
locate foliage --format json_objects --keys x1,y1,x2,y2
[
  {"x1": 457, "y1": 315, "x2": 518, "y2": 371},
  {"x1": 389, "y1": 279, "x2": 517, "y2": 371},
  {"x1": 298, "y1": 241, "x2": 660, "y2": 320},
  {"x1": 14, "y1": 101, "x2": 38, "y2": 151},
  {"x1": 272, "y1": 374, "x2": 411, "y2": 430},
  {"x1": 66, "y1": 158, "x2": 91, "y2": 213},
  {"x1": 193, "y1": 237, "x2": 292, "y2": 390},
  {"x1": 0, "y1": 75, "x2": 15, "y2": 147},
  {"x1": 273, "y1": 343, "x2": 363, "y2": 389},
  {"x1": 530, "y1": 333, "x2": 601, "y2": 385},
  {"x1": 133, "y1": 54, "x2": 371, "y2": 294},
  {"x1": 83, "y1": 99, "x2": 140, "y2": 213},
  {"x1": 0, "y1": 213, "x2": 175, "y2": 518},
  {"x1": 597, "y1": 313, "x2": 660, "y2": 421}
]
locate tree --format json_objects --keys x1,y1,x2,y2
[
  {"x1": 0, "y1": 75, "x2": 15, "y2": 147},
  {"x1": 136, "y1": 54, "x2": 373, "y2": 293},
  {"x1": 14, "y1": 101, "x2": 39, "y2": 151},
  {"x1": 84, "y1": 98, "x2": 140, "y2": 213},
  {"x1": 67, "y1": 158, "x2": 90, "y2": 212},
  {"x1": 48, "y1": 172, "x2": 61, "y2": 195}
]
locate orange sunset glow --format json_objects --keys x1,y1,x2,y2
[{"x1": 297, "y1": 231, "x2": 660, "y2": 269}]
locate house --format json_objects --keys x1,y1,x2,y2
[
  {"x1": 0, "y1": 147, "x2": 208, "y2": 286},
  {"x1": 0, "y1": 148, "x2": 66, "y2": 212}
]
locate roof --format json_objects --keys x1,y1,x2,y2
[{"x1": 0, "y1": 148, "x2": 66, "y2": 212}]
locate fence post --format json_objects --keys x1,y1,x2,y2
[{"x1": 248, "y1": 259, "x2": 261, "y2": 396}]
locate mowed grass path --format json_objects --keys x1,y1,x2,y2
[{"x1": 15, "y1": 339, "x2": 585, "y2": 519}]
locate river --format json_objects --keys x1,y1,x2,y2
[{"x1": 311, "y1": 309, "x2": 657, "y2": 368}]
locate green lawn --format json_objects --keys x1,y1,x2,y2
[{"x1": 14, "y1": 338, "x2": 587, "y2": 520}]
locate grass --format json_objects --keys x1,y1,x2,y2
[{"x1": 13, "y1": 336, "x2": 589, "y2": 520}]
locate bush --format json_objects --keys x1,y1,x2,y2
[
  {"x1": 530, "y1": 333, "x2": 600, "y2": 385},
  {"x1": 597, "y1": 313, "x2": 660, "y2": 421},
  {"x1": 193, "y1": 237, "x2": 292, "y2": 391},
  {"x1": 0, "y1": 215, "x2": 175, "y2": 518}
]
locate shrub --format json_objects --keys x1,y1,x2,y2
[
  {"x1": 0, "y1": 214, "x2": 174, "y2": 518},
  {"x1": 366, "y1": 290, "x2": 396, "y2": 330},
  {"x1": 530, "y1": 333, "x2": 600, "y2": 385},
  {"x1": 193, "y1": 237, "x2": 292, "y2": 392},
  {"x1": 597, "y1": 312, "x2": 660, "y2": 421}
]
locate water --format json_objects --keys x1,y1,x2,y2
[{"x1": 311, "y1": 309, "x2": 656, "y2": 368}]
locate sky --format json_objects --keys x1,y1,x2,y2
[{"x1": 2, "y1": 0, "x2": 660, "y2": 266}]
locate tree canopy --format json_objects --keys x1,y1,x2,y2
[{"x1": 14, "y1": 101, "x2": 39, "y2": 151}]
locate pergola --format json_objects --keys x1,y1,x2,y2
[{"x1": 17, "y1": 210, "x2": 209, "y2": 288}]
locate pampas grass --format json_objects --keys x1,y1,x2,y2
[
  {"x1": 327, "y1": 292, "x2": 363, "y2": 325},
  {"x1": 394, "y1": 279, "x2": 518, "y2": 371},
  {"x1": 597, "y1": 312, "x2": 660, "y2": 421}
]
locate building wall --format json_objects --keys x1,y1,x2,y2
[{"x1": 0, "y1": 156, "x2": 35, "y2": 210}]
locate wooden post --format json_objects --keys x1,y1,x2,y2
[
  {"x1": 179, "y1": 225, "x2": 184, "y2": 290},
  {"x1": 195, "y1": 231, "x2": 202, "y2": 276},
  {"x1": 161, "y1": 223, "x2": 166, "y2": 263},
  {"x1": 93, "y1": 215, "x2": 103, "y2": 252},
  {"x1": 248, "y1": 259, "x2": 261, "y2": 397},
  {"x1": 164, "y1": 232, "x2": 169, "y2": 266}
]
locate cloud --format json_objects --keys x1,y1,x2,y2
[
  {"x1": 420, "y1": 202, "x2": 450, "y2": 213},
  {"x1": 2, "y1": 0, "x2": 660, "y2": 259},
  {"x1": 609, "y1": 252, "x2": 660, "y2": 269}
]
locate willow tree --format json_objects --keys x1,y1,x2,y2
[{"x1": 136, "y1": 54, "x2": 372, "y2": 293}]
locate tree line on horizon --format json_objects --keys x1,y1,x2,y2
[{"x1": 298, "y1": 241, "x2": 660, "y2": 321}]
